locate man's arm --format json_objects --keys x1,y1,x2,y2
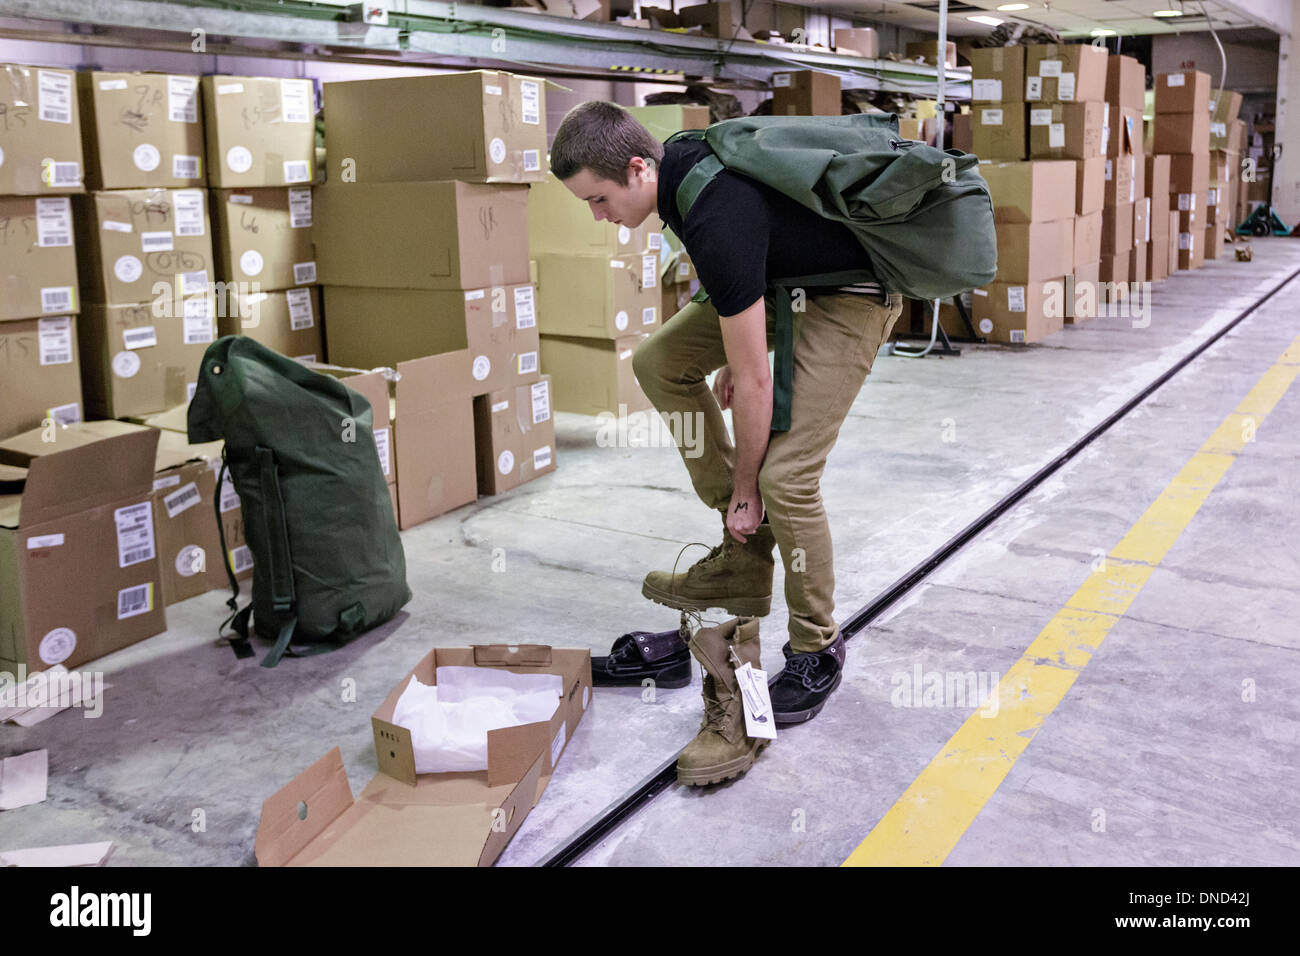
[{"x1": 719, "y1": 296, "x2": 772, "y2": 542}]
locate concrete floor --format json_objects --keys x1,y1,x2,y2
[{"x1": 2, "y1": 240, "x2": 1298, "y2": 867}]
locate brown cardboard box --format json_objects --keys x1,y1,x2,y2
[
  {"x1": 256, "y1": 643, "x2": 591, "y2": 867},
  {"x1": 1210, "y1": 92, "x2": 1242, "y2": 149},
  {"x1": 0, "y1": 316, "x2": 82, "y2": 437},
  {"x1": 78, "y1": 294, "x2": 215, "y2": 418},
  {"x1": 1074, "y1": 210, "x2": 1102, "y2": 268},
  {"x1": 1025, "y1": 44, "x2": 1108, "y2": 103},
  {"x1": 1228, "y1": 118, "x2": 1246, "y2": 155},
  {"x1": 953, "y1": 112, "x2": 972, "y2": 153},
  {"x1": 1071, "y1": 262, "x2": 1100, "y2": 321},
  {"x1": 981, "y1": 160, "x2": 1076, "y2": 223},
  {"x1": 993, "y1": 219, "x2": 1074, "y2": 282},
  {"x1": 223, "y1": 287, "x2": 323, "y2": 362},
  {"x1": 679, "y1": 1, "x2": 743, "y2": 38},
  {"x1": 907, "y1": 40, "x2": 957, "y2": 69},
  {"x1": 0, "y1": 424, "x2": 165, "y2": 673},
  {"x1": 1104, "y1": 153, "x2": 1138, "y2": 207},
  {"x1": 535, "y1": 253, "x2": 660, "y2": 338},
  {"x1": 323, "y1": 71, "x2": 548, "y2": 185},
  {"x1": 1101, "y1": 202, "x2": 1134, "y2": 256},
  {"x1": 306, "y1": 365, "x2": 398, "y2": 527},
  {"x1": 540, "y1": 332, "x2": 651, "y2": 416},
  {"x1": 1099, "y1": 250, "x2": 1130, "y2": 286},
  {"x1": 772, "y1": 71, "x2": 840, "y2": 116},
  {"x1": 1028, "y1": 101, "x2": 1106, "y2": 160},
  {"x1": 1131, "y1": 240, "x2": 1147, "y2": 283},
  {"x1": 201, "y1": 76, "x2": 315, "y2": 188},
  {"x1": 1208, "y1": 150, "x2": 1233, "y2": 186},
  {"x1": 1074, "y1": 157, "x2": 1105, "y2": 215},
  {"x1": 972, "y1": 104, "x2": 1026, "y2": 160},
  {"x1": 210, "y1": 187, "x2": 316, "y2": 290},
  {"x1": 970, "y1": 46, "x2": 1025, "y2": 104},
  {"x1": 834, "y1": 28, "x2": 879, "y2": 59},
  {"x1": 77, "y1": 72, "x2": 205, "y2": 189},
  {"x1": 0, "y1": 196, "x2": 80, "y2": 321},
  {"x1": 1154, "y1": 70, "x2": 1210, "y2": 114},
  {"x1": 897, "y1": 117, "x2": 939, "y2": 144},
  {"x1": 1146, "y1": 153, "x2": 1171, "y2": 231},
  {"x1": 528, "y1": 172, "x2": 660, "y2": 257},
  {"x1": 321, "y1": 285, "x2": 540, "y2": 397},
  {"x1": 1153, "y1": 112, "x2": 1209, "y2": 154},
  {"x1": 1147, "y1": 228, "x2": 1170, "y2": 282},
  {"x1": 1134, "y1": 194, "x2": 1150, "y2": 248},
  {"x1": 149, "y1": 428, "x2": 236, "y2": 605},
  {"x1": 315, "y1": 182, "x2": 530, "y2": 291},
  {"x1": 1176, "y1": 226, "x2": 1204, "y2": 270},
  {"x1": 75, "y1": 188, "x2": 214, "y2": 306},
  {"x1": 473, "y1": 376, "x2": 557, "y2": 495},
  {"x1": 969, "y1": 276, "x2": 1065, "y2": 344},
  {"x1": 0, "y1": 64, "x2": 85, "y2": 195},
  {"x1": 1170, "y1": 153, "x2": 1210, "y2": 211},
  {"x1": 1108, "y1": 106, "x2": 1144, "y2": 158},
  {"x1": 1106, "y1": 54, "x2": 1145, "y2": 113},
  {"x1": 625, "y1": 103, "x2": 710, "y2": 142},
  {"x1": 1167, "y1": 210, "x2": 1180, "y2": 274},
  {"x1": 1203, "y1": 224, "x2": 1222, "y2": 260}
]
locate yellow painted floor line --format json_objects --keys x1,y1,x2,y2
[{"x1": 844, "y1": 329, "x2": 1300, "y2": 867}]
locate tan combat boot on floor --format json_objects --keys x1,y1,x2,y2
[
  {"x1": 642, "y1": 511, "x2": 776, "y2": 617},
  {"x1": 677, "y1": 616, "x2": 770, "y2": 786}
]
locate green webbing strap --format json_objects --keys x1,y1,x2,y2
[
  {"x1": 255, "y1": 446, "x2": 298, "y2": 669},
  {"x1": 675, "y1": 153, "x2": 724, "y2": 222},
  {"x1": 214, "y1": 451, "x2": 255, "y2": 661}
]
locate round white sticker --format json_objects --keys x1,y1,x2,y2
[
  {"x1": 978, "y1": 318, "x2": 994, "y2": 334},
  {"x1": 114, "y1": 255, "x2": 143, "y2": 284},
  {"x1": 112, "y1": 350, "x2": 141, "y2": 378},
  {"x1": 239, "y1": 249, "x2": 264, "y2": 277},
  {"x1": 489, "y1": 137, "x2": 507, "y2": 165},
  {"x1": 176, "y1": 545, "x2": 205, "y2": 577},
  {"x1": 472, "y1": 355, "x2": 491, "y2": 381},
  {"x1": 614, "y1": 310, "x2": 629, "y2": 331},
  {"x1": 39, "y1": 627, "x2": 77, "y2": 666},
  {"x1": 226, "y1": 145, "x2": 253, "y2": 174},
  {"x1": 497, "y1": 450, "x2": 514, "y2": 476},
  {"x1": 617, "y1": 225, "x2": 632, "y2": 245},
  {"x1": 133, "y1": 143, "x2": 161, "y2": 172}
]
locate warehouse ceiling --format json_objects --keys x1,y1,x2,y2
[{"x1": 805, "y1": 0, "x2": 1285, "y2": 38}]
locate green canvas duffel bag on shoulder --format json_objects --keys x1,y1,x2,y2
[{"x1": 188, "y1": 336, "x2": 411, "y2": 668}]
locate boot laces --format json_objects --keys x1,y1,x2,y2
[{"x1": 783, "y1": 652, "x2": 826, "y2": 689}]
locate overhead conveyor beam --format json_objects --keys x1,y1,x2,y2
[{"x1": 0, "y1": 0, "x2": 970, "y2": 96}]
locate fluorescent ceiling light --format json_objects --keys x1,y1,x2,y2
[
  {"x1": 1152, "y1": 9, "x2": 1183, "y2": 16},
  {"x1": 967, "y1": 15, "x2": 1004, "y2": 26},
  {"x1": 996, "y1": 3, "x2": 1029, "y2": 10},
  {"x1": 1090, "y1": 28, "x2": 1117, "y2": 36}
]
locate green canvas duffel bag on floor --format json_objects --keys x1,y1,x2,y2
[{"x1": 188, "y1": 336, "x2": 411, "y2": 668}]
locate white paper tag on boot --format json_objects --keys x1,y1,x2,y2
[{"x1": 735, "y1": 663, "x2": 777, "y2": 740}]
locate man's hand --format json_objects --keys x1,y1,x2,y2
[
  {"x1": 727, "y1": 483, "x2": 765, "y2": 543},
  {"x1": 712, "y1": 365, "x2": 734, "y2": 410}
]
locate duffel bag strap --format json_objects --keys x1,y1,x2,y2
[
  {"x1": 214, "y1": 450, "x2": 255, "y2": 661},
  {"x1": 256, "y1": 446, "x2": 298, "y2": 669}
]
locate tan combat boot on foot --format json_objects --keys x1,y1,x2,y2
[
  {"x1": 677, "y1": 616, "x2": 770, "y2": 786},
  {"x1": 642, "y1": 512, "x2": 776, "y2": 617}
]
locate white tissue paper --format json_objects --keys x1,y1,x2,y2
[{"x1": 391, "y1": 666, "x2": 564, "y2": 774}]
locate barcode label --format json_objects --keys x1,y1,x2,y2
[
  {"x1": 1030, "y1": 108, "x2": 1052, "y2": 126},
  {"x1": 531, "y1": 380, "x2": 551, "y2": 424},
  {"x1": 678, "y1": 261, "x2": 690, "y2": 278},
  {"x1": 217, "y1": 473, "x2": 241, "y2": 513},
  {"x1": 103, "y1": 220, "x2": 132, "y2": 233},
  {"x1": 514, "y1": 285, "x2": 536, "y2": 328},
  {"x1": 1178, "y1": 193, "x2": 1192, "y2": 211},
  {"x1": 492, "y1": 400, "x2": 509, "y2": 413},
  {"x1": 1057, "y1": 72, "x2": 1075, "y2": 101},
  {"x1": 293, "y1": 261, "x2": 316, "y2": 284},
  {"x1": 142, "y1": 231, "x2": 174, "y2": 252},
  {"x1": 523, "y1": 149, "x2": 540, "y2": 171},
  {"x1": 773, "y1": 73, "x2": 792, "y2": 88},
  {"x1": 1009, "y1": 329, "x2": 1026, "y2": 344},
  {"x1": 230, "y1": 545, "x2": 254, "y2": 573},
  {"x1": 115, "y1": 501, "x2": 156, "y2": 568},
  {"x1": 643, "y1": 306, "x2": 657, "y2": 326},
  {"x1": 520, "y1": 79, "x2": 540, "y2": 124},
  {"x1": 288, "y1": 187, "x2": 312, "y2": 228},
  {"x1": 281, "y1": 78, "x2": 313, "y2": 123},
  {"x1": 48, "y1": 401, "x2": 80, "y2": 424},
  {"x1": 27, "y1": 533, "x2": 65, "y2": 549},
  {"x1": 153, "y1": 475, "x2": 181, "y2": 490},
  {"x1": 35, "y1": 197, "x2": 72, "y2": 247},
  {"x1": 99, "y1": 79, "x2": 128, "y2": 91},
  {"x1": 533, "y1": 445, "x2": 552, "y2": 470},
  {"x1": 981, "y1": 108, "x2": 1003, "y2": 126},
  {"x1": 642, "y1": 254, "x2": 657, "y2": 289},
  {"x1": 173, "y1": 189, "x2": 205, "y2": 235},
  {"x1": 172, "y1": 154, "x2": 201, "y2": 179},
  {"x1": 1167, "y1": 73, "x2": 1185, "y2": 87},
  {"x1": 1049, "y1": 123, "x2": 1065, "y2": 149},
  {"x1": 123, "y1": 326, "x2": 158, "y2": 350},
  {"x1": 38, "y1": 70, "x2": 72, "y2": 123},
  {"x1": 38, "y1": 316, "x2": 73, "y2": 365},
  {"x1": 183, "y1": 296, "x2": 215, "y2": 344},
  {"x1": 1007, "y1": 286, "x2": 1026, "y2": 312},
  {"x1": 217, "y1": 82, "x2": 243, "y2": 94},
  {"x1": 41, "y1": 286, "x2": 74, "y2": 313},
  {"x1": 1026, "y1": 76, "x2": 1042, "y2": 100},
  {"x1": 44, "y1": 161, "x2": 81, "y2": 187},
  {"x1": 647, "y1": 232, "x2": 663, "y2": 250},
  {"x1": 374, "y1": 427, "x2": 391, "y2": 477},
  {"x1": 229, "y1": 193, "x2": 253, "y2": 204},
  {"x1": 518, "y1": 351, "x2": 538, "y2": 375},
  {"x1": 1039, "y1": 59, "x2": 1062, "y2": 77},
  {"x1": 283, "y1": 160, "x2": 310, "y2": 184},
  {"x1": 180, "y1": 270, "x2": 208, "y2": 295},
  {"x1": 1179, "y1": 232, "x2": 1192, "y2": 250},
  {"x1": 163, "y1": 482, "x2": 201, "y2": 517},
  {"x1": 117, "y1": 583, "x2": 153, "y2": 620},
  {"x1": 972, "y1": 78, "x2": 1002, "y2": 101},
  {"x1": 287, "y1": 288, "x2": 314, "y2": 329},
  {"x1": 168, "y1": 75, "x2": 199, "y2": 122}
]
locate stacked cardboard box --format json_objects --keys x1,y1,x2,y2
[
  {"x1": 771, "y1": 70, "x2": 840, "y2": 116},
  {"x1": 0, "y1": 64, "x2": 86, "y2": 438},
  {"x1": 970, "y1": 46, "x2": 1027, "y2": 161},
  {"x1": 1155, "y1": 70, "x2": 1211, "y2": 270},
  {"x1": 1205, "y1": 92, "x2": 1242, "y2": 257},
  {"x1": 973, "y1": 161, "x2": 1075, "y2": 342},
  {"x1": 317, "y1": 70, "x2": 554, "y2": 520},
  {"x1": 1146, "y1": 155, "x2": 1172, "y2": 282},
  {"x1": 1104, "y1": 55, "x2": 1147, "y2": 286}
]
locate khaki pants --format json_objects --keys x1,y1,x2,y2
[{"x1": 632, "y1": 290, "x2": 903, "y2": 653}]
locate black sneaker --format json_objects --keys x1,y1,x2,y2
[
  {"x1": 769, "y1": 634, "x2": 845, "y2": 724},
  {"x1": 592, "y1": 625, "x2": 692, "y2": 688}
]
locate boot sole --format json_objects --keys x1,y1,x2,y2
[
  {"x1": 591, "y1": 658, "x2": 692, "y2": 689},
  {"x1": 641, "y1": 580, "x2": 771, "y2": 618},
  {"x1": 677, "y1": 739, "x2": 770, "y2": 787},
  {"x1": 772, "y1": 671, "x2": 843, "y2": 725}
]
